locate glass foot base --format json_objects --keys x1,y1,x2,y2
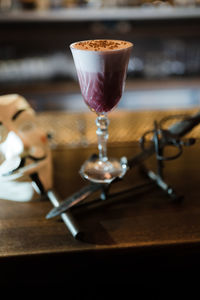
[{"x1": 80, "y1": 157, "x2": 128, "y2": 183}]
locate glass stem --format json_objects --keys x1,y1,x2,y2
[{"x1": 96, "y1": 113, "x2": 109, "y2": 162}]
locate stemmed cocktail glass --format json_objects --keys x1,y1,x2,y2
[{"x1": 70, "y1": 39, "x2": 133, "y2": 183}]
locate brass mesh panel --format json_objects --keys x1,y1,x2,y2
[{"x1": 37, "y1": 108, "x2": 200, "y2": 148}]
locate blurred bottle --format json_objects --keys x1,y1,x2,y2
[
  {"x1": 50, "y1": 0, "x2": 63, "y2": 8},
  {"x1": 63, "y1": 0, "x2": 88, "y2": 6},
  {"x1": 63, "y1": 0, "x2": 77, "y2": 6},
  {"x1": 35, "y1": 0, "x2": 50, "y2": 10},
  {"x1": 18, "y1": 0, "x2": 37, "y2": 9},
  {"x1": 173, "y1": 0, "x2": 196, "y2": 5},
  {"x1": 19, "y1": 0, "x2": 52, "y2": 10}
]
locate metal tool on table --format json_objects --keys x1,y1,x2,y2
[
  {"x1": 46, "y1": 110, "x2": 200, "y2": 220},
  {"x1": 30, "y1": 173, "x2": 81, "y2": 239},
  {"x1": 139, "y1": 117, "x2": 195, "y2": 201}
]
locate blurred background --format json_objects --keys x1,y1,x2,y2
[{"x1": 0, "y1": 0, "x2": 200, "y2": 112}]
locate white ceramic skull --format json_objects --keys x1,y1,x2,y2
[{"x1": 0, "y1": 94, "x2": 52, "y2": 201}]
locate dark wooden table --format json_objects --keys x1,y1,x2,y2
[{"x1": 1, "y1": 111, "x2": 200, "y2": 290}]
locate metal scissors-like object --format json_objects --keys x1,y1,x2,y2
[{"x1": 140, "y1": 116, "x2": 196, "y2": 162}]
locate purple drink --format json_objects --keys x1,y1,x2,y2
[
  {"x1": 77, "y1": 70, "x2": 126, "y2": 112},
  {"x1": 70, "y1": 40, "x2": 133, "y2": 113}
]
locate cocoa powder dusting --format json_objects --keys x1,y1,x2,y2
[{"x1": 73, "y1": 39, "x2": 132, "y2": 51}]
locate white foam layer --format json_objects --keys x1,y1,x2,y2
[{"x1": 70, "y1": 47, "x2": 132, "y2": 73}]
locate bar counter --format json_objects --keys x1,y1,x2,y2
[{"x1": 1, "y1": 108, "x2": 200, "y2": 288}]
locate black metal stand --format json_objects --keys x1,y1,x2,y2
[{"x1": 139, "y1": 117, "x2": 195, "y2": 201}]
